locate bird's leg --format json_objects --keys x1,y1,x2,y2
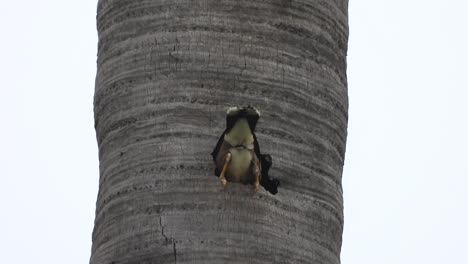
[
  {"x1": 252, "y1": 154, "x2": 261, "y2": 192},
  {"x1": 219, "y1": 152, "x2": 232, "y2": 188}
]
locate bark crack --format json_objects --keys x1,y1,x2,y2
[
  {"x1": 160, "y1": 216, "x2": 178, "y2": 263},
  {"x1": 173, "y1": 240, "x2": 177, "y2": 264},
  {"x1": 159, "y1": 216, "x2": 169, "y2": 244}
]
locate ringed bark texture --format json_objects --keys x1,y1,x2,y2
[{"x1": 91, "y1": 1, "x2": 348, "y2": 263}]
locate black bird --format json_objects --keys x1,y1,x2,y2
[{"x1": 211, "y1": 106, "x2": 280, "y2": 194}]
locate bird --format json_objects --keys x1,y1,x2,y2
[{"x1": 211, "y1": 106, "x2": 280, "y2": 194}]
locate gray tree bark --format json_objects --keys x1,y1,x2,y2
[{"x1": 91, "y1": 0, "x2": 348, "y2": 263}]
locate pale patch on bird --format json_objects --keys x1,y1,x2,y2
[
  {"x1": 227, "y1": 147, "x2": 253, "y2": 182},
  {"x1": 224, "y1": 118, "x2": 254, "y2": 150}
]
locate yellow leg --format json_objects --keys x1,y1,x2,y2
[
  {"x1": 253, "y1": 169, "x2": 260, "y2": 192},
  {"x1": 219, "y1": 152, "x2": 231, "y2": 188},
  {"x1": 253, "y1": 156, "x2": 261, "y2": 192}
]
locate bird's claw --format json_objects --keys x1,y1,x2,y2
[
  {"x1": 254, "y1": 182, "x2": 259, "y2": 192},
  {"x1": 220, "y1": 178, "x2": 227, "y2": 188}
]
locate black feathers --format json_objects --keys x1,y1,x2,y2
[{"x1": 259, "y1": 154, "x2": 280, "y2": 194}]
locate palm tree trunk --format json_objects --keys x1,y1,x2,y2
[{"x1": 91, "y1": 0, "x2": 348, "y2": 263}]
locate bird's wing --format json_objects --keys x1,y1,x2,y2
[
  {"x1": 253, "y1": 134, "x2": 279, "y2": 194},
  {"x1": 259, "y1": 153, "x2": 279, "y2": 194},
  {"x1": 211, "y1": 129, "x2": 230, "y2": 177},
  {"x1": 211, "y1": 128, "x2": 227, "y2": 162},
  {"x1": 252, "y1": 132, "x2": 261, "y2": 157}
]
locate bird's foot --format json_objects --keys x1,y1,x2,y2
[{"x1": 254, "y1": 182, "x2": 259, "y2": 192}]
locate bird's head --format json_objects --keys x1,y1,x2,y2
[{"x1": 226, "y1": 106, "x2": 260, "y2": 132}]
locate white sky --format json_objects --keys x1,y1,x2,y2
[{"x1": 1, "y1": 1, "x2": 466, "y2": 263}]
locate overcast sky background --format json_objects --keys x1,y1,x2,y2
[{"x1": 1, "y1": 1, "x2": 467, "y2": 263}]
